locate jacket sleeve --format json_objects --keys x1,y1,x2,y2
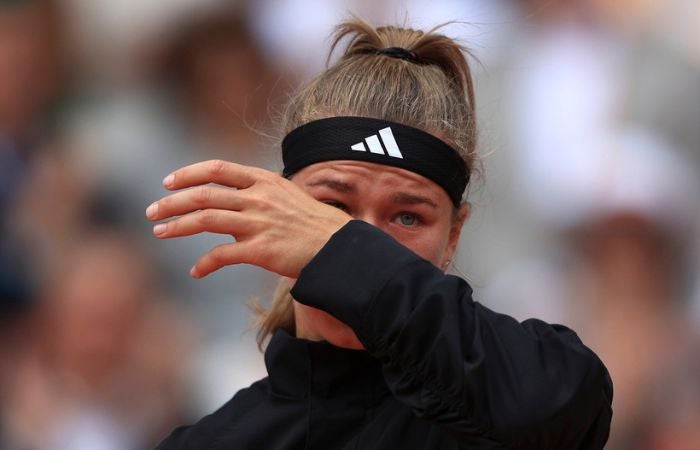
[{"x1": 290, "y1": 220, "x2": 613, "y2": 449}]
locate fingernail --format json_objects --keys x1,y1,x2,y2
[
  {"x1": 146, "y1": 203, "x2": 158, "y2": 219},
  {"x1": 190, "y1": 266, "x2": 199, "y2": 278},
  {"x1": 153, "y1": 223, "x2": 166, "y2": 236},
  {"x1": 163, "y1": 174, "x2": 174, "y2": 187}
]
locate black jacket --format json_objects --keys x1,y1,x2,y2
[{"x1": 157, "y1": 221, "x2": 613, "y2": 449}]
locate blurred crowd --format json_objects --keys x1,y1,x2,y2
[{"x1": 0, "y1": 0, "x2": 698, "y2": 449}]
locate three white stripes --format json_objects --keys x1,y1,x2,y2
[{"x1": 350, "y1": 127, "x2": 404, "y2": 159}]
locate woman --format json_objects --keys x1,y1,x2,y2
[{"x1": 148, "y1": 19, "x2": 612, "y2": 449}]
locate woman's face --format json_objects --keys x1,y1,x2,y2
[
  {"x1": 290, "y1": 160, "x2": 468, "y2": 349},
  {"x1": 292, "y1": 160, "x2": 468, "y2": 268}
]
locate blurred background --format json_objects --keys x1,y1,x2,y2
[{"x1": 0, "y1": 0, "x2": 698, "y2": 448}]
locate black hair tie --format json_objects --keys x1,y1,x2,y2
[{"x1": 377, "y1": 47, "x2": 420, "y2": 63}]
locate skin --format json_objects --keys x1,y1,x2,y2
[{"x1": 146, "y1": 159, "x2": 469, "y2": 349}]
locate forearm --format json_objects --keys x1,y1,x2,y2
[{"x1": 291, "y1": 220, "x2": 612, "y2": 448}]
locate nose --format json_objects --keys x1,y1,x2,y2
[{"x1": 353, "y1": 211, "x2": 383, "y2": 230}]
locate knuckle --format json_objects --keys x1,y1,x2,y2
[
  {"x1": 269, "y1": 172, "x2": 285, "y2": 185},
  {"x1": 198, "y1": 209, "x2": 217, "y2": 227},
  {"x1": 207, "y1": 159, "x2": 227, "y2": 176},
  {"x1": 194, "y1": 186, "x2": 212, "y2": 205},
  {"x1": 247, "y1": 195, "x2": 264, "y2": 209},
  {"x1": 255, "y1": 168, "x2": 270, "y2": 180},
  {"x1": 259, "y1": 170, "x2": 278, "y2": 185},
  {"x1": 249, "y1": 195, "x2": 272, "y2": 213}
]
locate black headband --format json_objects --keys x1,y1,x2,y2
[
  {"x1": 377, "y1": 47, "x2": 421, "y2": 63},
  {"x1": 281, "y1": 116, "x2": 469, "y2": 206}
]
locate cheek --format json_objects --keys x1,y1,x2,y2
[{"x1": 391, "y1": 224, "x2": 452, "y2": 267}]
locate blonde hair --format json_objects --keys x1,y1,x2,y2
[{"x1": 254, "y1": 18, "x2": 479, "y2": 348}]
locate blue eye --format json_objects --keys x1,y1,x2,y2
[{"x1": 398, "y1": 212, "x2": 417, "y2": 226}]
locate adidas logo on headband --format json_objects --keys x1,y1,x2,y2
[
  {"x1": 350, "y1": 127, "x2": 403, "y2": 159},
  {"x1": 281, "y1": 116, "x2": 469, "y2": 206}
]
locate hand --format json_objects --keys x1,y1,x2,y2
[{"x1": 146, "y1": 160, "x2": 351, "y2": 279}]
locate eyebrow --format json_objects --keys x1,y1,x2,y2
[
  {"x1": 305, "y1": 179, "x2": 357, "y2": 193},
  {"x1": 306, "y1": 178, "x2": 438, "y2": 208},
  {"x1": 392, "y1": 192, "x2": 438, "y2": 209}
]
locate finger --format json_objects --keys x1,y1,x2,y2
[
  {"x1": 162, "y1": 159, "x2": 267, "y2": 191},
  {"x1": 147, "y1": 185, "x2": 245, "y2": 221},
  {"x1": 153, "y1": 209, "x2": 246, "y2": 239},
  {"x1": 190, "y1": 241, "x2": 254, "y2": 278}
]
